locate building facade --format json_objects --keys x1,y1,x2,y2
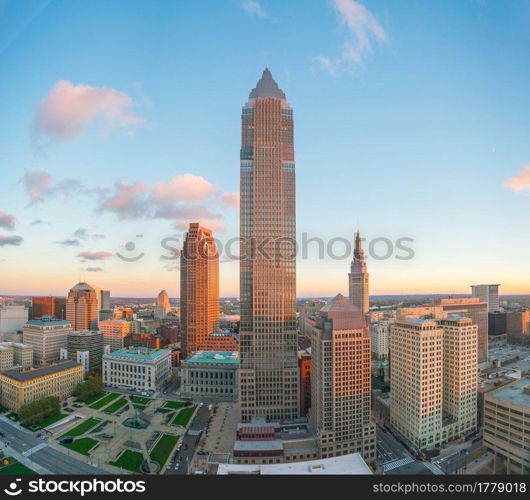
[
  {"x1": 180, "y1": 351, "x2": 239, "y2": 401},
  {"x1": 0, "y1": 342, "x2": 33, "y2": 370},
  {"x1": 67, "y1": 330, "x2": 103, "y2": 371},
  {"x1": 471, "y1": 284, "x2": 500, "y2": 312},
  {"x1": 0, "y1": 360, "x2": 84, "y2": 411},
  {"x1": 66, "y1": 282, "x2": 99, "y2": 331},
  {"x1": 308, "y1": 294, "x2": 376, "y2": 464},
  {"x1": 298, "y1": 349, "x2": 311, "y2": 417},
  {"x1": 31, "y1": 297, "x2": 55, "y2": 319},
  {"x1": 348, "y1": 231, "x2": 369, "y2": 315},
  {"x1": 23, "y1": 316, "x2": 72, "y2": 365},
  {"x1": 102, "y1": 346, "x2": 172, "y2": 391},
  {"x1": 0, "y1": 305, "x2": 28, "y2": 335},
  {"x1": 369, "y1": 320, "x2": 391, "y2": 360},
  {"x1": 438, "y1": 297, "x2": 488, "y2": 367},
  {"x1": 239, "y1": 68, "x2": 299, "y2": 423},
  {"x1": 180, "y1": 223, "x2": 219, "y2": 359},
  {"x1": 484, "y1": 377, "x2": 530, "y2": 474},
  {"x1": 99, "y1": 319, "x2": 131, "y2": 352},
  {"x1": 505, "y1": 310, "x2": 530, "y2": 345}
]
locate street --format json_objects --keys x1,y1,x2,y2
[
  {"x1": 0, "y1": 418, "x2": 105, "y2": 475},
  {"x1": 376, "y1": 425, "x2": 409, "y2": 465},
  {"x1": 165, "y1": 405, "x2": 211, "y2": 475}
]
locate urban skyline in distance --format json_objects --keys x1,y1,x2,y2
[{"x1": 1, "y1": 0, "x2": 530, "y2": 298}]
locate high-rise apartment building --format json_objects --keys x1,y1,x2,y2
[
  {"x1": 239, "y1": 69, "x2": 299, "y2": 422},
  {"x1": 180, "y1": 223, "x2": 219, "y2": 359},
  {"x1": 23, "y1": 316, "x2": 72, "y2": 365},
  {"x1": 66, "y1": 282, "x2": 99, "y2": 331},
  {"x1": 390, "y1": 316, "x2": 477, "y2": 451},
  {"x1": 99, "y1": 319, "x2": 131, "y2": 352},
  {"x1": 348, "y1": 231, "x2": 369, "y2": 315},
  {"x1": 438, "y1": 297, "x2": 488, "y2": 367},
  {"x1": 471, "y1": 284, "x2": 500, "y2": 312},
  {"x1": 308, "y1": 294, "x2": 376, "y2": 464}
]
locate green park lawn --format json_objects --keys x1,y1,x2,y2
[
  {"x1": 131, "y1": 396, "x2": 151, "y2": 405},
  {"x1": 103, "y1": 397, "x2": 128, "y2": 414},
  {"x1": 76, "y1": 392, "x2": 107, "y2": 405},
  {"x1": 61, "y1": 437, "x2": 99, "y2": 456},
  {"x1": 0, "y1": 460, "x2": 37, "y2": 475},
  {"x1": 109, "y1": 450, "x2": 145, "y2": 473},
  {"x1": 171, "y1": 406, "x2": 196, "y2": 427},
  {"x1": 163, "y1": 401, "x2": 186, "y2": 410},
  {"x1": 61, "y1": 417, "x2": 101, "y2": 437},
  {"x1": 149, "y1": 434, "x2": 179, "y2": 468},
  {"x1": 89, "y1": 392, "x2": 120, "y2": 410}
]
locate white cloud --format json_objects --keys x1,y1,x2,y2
[
  {"x1": 241, "y1": 1, "x2": 267, "y2": 18},
  {"x1": 316, "y1": 0, "x2": 387, "y2": 75}
]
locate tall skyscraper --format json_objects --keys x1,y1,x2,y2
[
  {"x1": 471, "y1": 284, "x2": 500, "y2": 312},
  {"x1": 66, "y1": 282, "x2": 99, "y2": 331},
  {"x1": 180, "y1": 223, "x2": 219, "y2": 359},
  {"x1": 308, "y1": 294, "x2": 376, "y2": 464},
  {"x1": 155, "y1": 290, "x2": 171, "y2": 318},
  {"x1": 239, "y1": 69, "x2": 299, "y2": 422},
  {"x1": 349, "y1": 231, "x2": 369, "y2": 315}
]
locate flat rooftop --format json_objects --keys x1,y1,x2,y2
[
  {"x1": 185, "y1": 351, "x2": 239, "y2": 365},
  {"x1": 218, "y1": 453, "x2": 372, "y2": 475},
  {"x1": 26, "y1": 317, "x2": 70, "y2": 326},
  {"x1": 104, "y1": 346, "x2": 170, "y2": 361},
  {"x1": 489, "y1": 377, "x2": 530, "y2": 407},
  {"x1": 1, "y1": 360, "x2": 81, "y2": 381}
]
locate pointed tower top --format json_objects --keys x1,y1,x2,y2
[
  {"x1": 249, "y1": 68, "x2": 286, "y2": 100},
  {"x1": 351, "y1": 230, "x2": 367, "y2": 273}
]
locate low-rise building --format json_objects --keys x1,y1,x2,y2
[
  {"x1": 102, "y1": 346, "x2": 172, "y2": 391},
  {"x1": 484, "y1": 377, "x2": 530, "y2": 474},
  {"x1": 0, "y1": 360, "x2": 84, "y2": 411},
  {"x1": 180, "y1": 351, "x2": 239, "y2": 401},
  {"x1": 23, "y1": 316, "x2": 72, "y2": 365},
  {"x1": 218, "y1": 453, "x2": 372, "y2": 475}
]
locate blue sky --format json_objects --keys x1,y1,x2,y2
[{"x1": 0, "y1": 0, "x2": 529, "y2": 297}]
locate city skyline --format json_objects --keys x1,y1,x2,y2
[{"x1": 2, "y1": 0, "x2": 530, "y2": 298}]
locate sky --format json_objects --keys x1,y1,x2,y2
[{"x1": 0, "y1": 0, "x2": 529, "y2": 298}]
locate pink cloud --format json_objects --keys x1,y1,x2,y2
[
  {"x1": 33, "y1": 80, "x2": 145, "y2": 142},
  {"x1": 0, "y1": 235, "x2": 23, "y2": 246},
  {"x1": 20, "y1": 168, "x2": 86, "y2": 204},
  {"x1": 99, "y1": 181, "x2": 150, "y2": 218},
  {"x1": 77, "y1": 251, "x2": 113, "y2": 261},
  {"x1": 221, "y1": 192, "x2": 240, "y2": 209},
  {"x1": 0, "y1": 210, "x2": 17, "y2": 230},
  {"x1": 152, "y1": 174, "x2": 217, "y2": 204},
  {"x1": 503, "y1": 165, "x2": 530, "y2": 193}
]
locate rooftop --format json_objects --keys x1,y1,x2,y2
[
  {"x1": 105, "y1": 346, "x2": 170, "y2": 361},
  {"x1": 248, "y1": 68, "x2": 286, "y2": 101},
  {"x1": 488, "y1": 377, "x2": 530, "y2": 407},
  {"x1": 185, "y1": 351, "x2": 239, "y2": 365},
  {"x1": 218, "y1": 453, "x2": 372, "y2": 475},
  {"x1": 1, "y1": 360, "x2": 81, "y2": 381},
  {"x1": 26, "y1": 317, "x2": 70, "y2": 327}
]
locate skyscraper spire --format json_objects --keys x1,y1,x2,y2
[{"x1": 349, "y1": 231, "x2": 369, "y2": 314}]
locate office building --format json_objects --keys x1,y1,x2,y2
[
  {"x1": 308, "y1": 294, "x2": 375, "y2": 463},
  {"x1": 239, "y1": 68, "x2": 299, "y2": 422},
  {"x1": 155, "y1": 290, "x2": 170, "y2": 319},
  {"x1": 298, "y1": 348, "x2": 311, "y2": 417},
  {"x1": 102, "y1": 346, "x2": 172, "y2": 391},
  {"x1": 390, "y1": 317, "x2": 477, "y2": 451},
  {"x1": 0, "y1": 342, "x2": 33, "y2": 370},
  {"x1": 99, "y1": 319, "x2": 131, "y2": 352},
  {"x1": 370, "y1": 320, "x2": 391, "y2": 360},
  {"x1": 505, "y1": 309, "x2": 530, "y2": 345},
  {"x1": 67, "y1": 330, "x2": 103, "y2": 371},
  {"x1": 0, "y1": 360, "x2": 84, "y2": 411},
  {"x1": 299, "y1": 300, "x2": 327, "y2": 336},
  {"x1": 484, "y1": 377, "x2": 530, "y2": 474},
  {"x1": 438, "y1": 297, "x2": 488, "y2": 367},
  {"x1": 180, "y1": 223, "x2": 219, "y2": 359},
  {"x1": 30, "y1": 297, "x2": 55, "y2": 319},
  {"x1": 180, "y1": 351, "x2": 239, "y2": 401},
  {"x1": 66, "y1": 282, "x2": 99, "y2": 331},
  {"x1": 488, "y1": 311, "x2": 507, "y2": 336},
  {"x1": 100, "y1": 290, "x2": 110, "y2": 310},
  {"x1": 23, "y1": 316, "x2": 72, "y2": 365},
  {"x1": 471, "y1": 284, "x2": 500, "y2": 312},
  {"x1": 348, "y1": 231, "x2": 369, "y2": 315}
]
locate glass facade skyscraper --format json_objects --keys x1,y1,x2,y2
[{"x1": 239, "y1": 69, "x2": 299, "y2": 422}]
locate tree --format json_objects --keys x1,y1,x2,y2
[
  {"x1": 18, "y1": 396, "x2": 60, "y2": 426},
  {"x1": 73, "y1": 376, "x2": 103, "y2": 402}
]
